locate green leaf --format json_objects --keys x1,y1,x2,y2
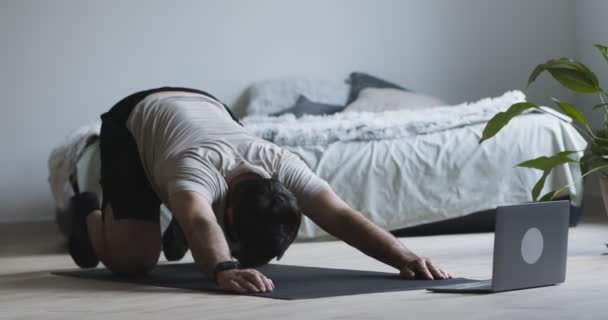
[
  {"x1": 552, "y1": 99, "x2": 588, "y2": 126},
  {"x1": 592, "y1": 102, "x2": 608, "y2": 110},
  {"x1": 539, "y1": 190, "x2": 558, "y2": 202},
  {"x1": 527, "y1": 58, "x2": 600, "y2": 93},
  {"x1": 580, "y1": 152, "x2": 608, "y2": 176},
  {"x1": 580, "y1": 154, "x2": 588, "y2": 175},
  {"x1": 531, "y1": 170, "x2": 550, "y2": 201},
  {"x1": 594, "y1": 44, "x2": 608, "y2": 65},
  {"x1": 516, "y1": 150, "x2": 578, "y2": 171},
  {"x1": 518, "y1": 150, "x2": 580, "y2": 201},
  {"x1": 579, "y1": 144, "x2": 608, "y2": 182},
  {"x1": 587, "y1": 143, "x2": 608, "y2": 160},
  {"x1": 595, "y1": 128, "x2": 608, "y2": 139},
  {"x1": 527, "y1": 63, "x2": 546, "y2": 87},
  {"x1": 551, "y1": 58, "x2": 599, "y2": 84},
  {"x1": 480, "y1": 102, "x2": 538, "y2": 143},
  {"x1": 588, "y1": 131, "x2": 608, "y2": 153},
  {"x1": 547, "y1": 68, "x2": 600, "y2": 93}
]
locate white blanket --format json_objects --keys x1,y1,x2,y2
[
  {"x1": 287, "y1": 112, "x2": 586, "y2": 239},
  {"x1": 47, "y1": 122, "x2": 101, "y2": 209},
  {"x1": 242, "y1": 91, "x2": 526, "y2": 146}
]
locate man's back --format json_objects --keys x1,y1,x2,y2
[
  {"x1": 125, "y1": 91, "x2": 329, "y2": 210},
  {"x1": 127, "y1": 91, "x2": 252, "y2": 163}
]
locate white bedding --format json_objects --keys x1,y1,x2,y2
[
  {"x1": 287, "y1": 112, "x2": 585, "y2": 240},
  {"x1": 241, "y1": 91, "x2": 526, "y2": 146}
]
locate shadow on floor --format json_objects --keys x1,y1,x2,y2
[
  {"x1": 1, "y1": 271, "x2": 222, "y2": 296},
  {"x1": 0, "y1": 221, "x2": 66, "y2": 257}
]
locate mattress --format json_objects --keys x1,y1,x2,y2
[{"x1": 284, "y1": 113, "x2": 586, "y2": 240}]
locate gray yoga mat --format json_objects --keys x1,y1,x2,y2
[{"x1": 54, "y1": 263, "x2": 477, "y2": 300}]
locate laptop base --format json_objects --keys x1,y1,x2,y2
[{"x1": 427, "y1": 279, "x2": 493, "y2": 293}]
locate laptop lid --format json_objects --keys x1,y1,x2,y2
[{"x1": 491, "y1": 200, "x2": 569, "y2": 292}]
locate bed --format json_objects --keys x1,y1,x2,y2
[
  {"x1": 279, "y1": 113, "x2": 584, "y2": 239},
  {"x1": 49, "y1": 75, "x2": 586, "y2": 241}
]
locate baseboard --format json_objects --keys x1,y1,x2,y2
[{"x1": 0, "y1": 216, "x2": 54, "y2": 224}]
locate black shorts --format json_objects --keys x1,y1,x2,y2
[{"x1": 99, "y1": 87, "x2": 240, "y2": 222}]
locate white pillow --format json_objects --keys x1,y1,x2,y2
[
  {"x1": 244, "y1": 77, "x2": 349, "y2": 116},
  {"x1": 344, "y1": 88, "x2": 445, "y2": 113}
]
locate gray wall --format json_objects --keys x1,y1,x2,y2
[
  {"x1": 1, "y1": 0, "x2": 576, "y2": 222},
  {"x1": 575, "y1": 0, "x2": 608, "y2": 200}
]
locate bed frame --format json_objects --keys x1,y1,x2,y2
[{"x1": 391, "y1": 196, "x2": 582, "y2": 237}]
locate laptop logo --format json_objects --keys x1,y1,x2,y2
[{"x1": 521, "y1": 227, "x2": 544, "y2": 264}]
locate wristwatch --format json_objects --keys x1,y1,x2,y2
[{"x1": 213, "y1": 260, "x2": 241, "y2": 282}]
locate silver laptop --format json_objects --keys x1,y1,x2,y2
[{"x1": 427, "y1": 200, "x2": 569, "y2": 293}]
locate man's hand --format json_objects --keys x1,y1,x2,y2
[
  {"x1": 216, "y1": 268, "x2": 275, "y2": 294},
  {"x1": 400, "y1": 256, "x2": 452, "y2": 280}
]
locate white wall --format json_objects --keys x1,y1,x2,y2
[
  {"x1": 1, "y1": 0, "x2": 576, "y2": 222},
  {"x1": 575, "y1": 0, "x2": 608, "y2": 200}
]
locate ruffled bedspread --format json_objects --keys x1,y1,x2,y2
[{"x1": 242, "y1": 91, "x2": 526, "y2": 146}]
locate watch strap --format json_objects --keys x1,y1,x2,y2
[{"x1": 213, "y1": 260, "x2": 241, "y2": 282}]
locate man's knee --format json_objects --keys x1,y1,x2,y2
[
  {"x1": 100, "y1": 222, "x2": 160, "y2": 275},
  {"x1": 100, "y1": 205, "x2": 161, "y2": 275},
  {"x1": 104, "y1": 249, "x2": 159, "y2": 276}
]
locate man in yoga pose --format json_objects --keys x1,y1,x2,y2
[{"x1": 69, "y1": 87, "x2": 451, "y2": 294}]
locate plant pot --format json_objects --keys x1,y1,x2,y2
[{"x1": 599, "y1": 175, "x2": 608, "y2": 218}]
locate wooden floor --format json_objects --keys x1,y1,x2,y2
[{"x1": 1, "y1": 215, "x2": 607, "y2": 320}]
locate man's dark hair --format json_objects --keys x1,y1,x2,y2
[{"x1": 228, "y1": 178, "x2": 302, "y2": 267}]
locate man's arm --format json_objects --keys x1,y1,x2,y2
[
  {"x1": 301, "y1": 188, "x2": 451, "y2": 280},
  {"x1": 168, "y1": 191, "x2": 274, "y2": 292}
]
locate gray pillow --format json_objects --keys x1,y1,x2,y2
[
  {"x1": 243, "y1": 77, "x2": 349, "y2": 116},
  {"x1": 271, "y1": 95, "x2": 345, "y2": 118},
  {"x1": 344, "y1": 88, "x2": 446, "y2": 113},
  {"x1": 346, "y1": 72, "x2": 410, "y2": 104}
]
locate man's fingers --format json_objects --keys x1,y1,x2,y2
[
  {"x1": 426, "y1": 261, "x2": 447, "y2": 280},
  {"x1": 262, "y1": 276, "x2": 274, "y2": 291},
  {"x1": 235, "y1": 276, "x2": 260, "y2": 293},
  {"x1": 242, "y1": 280, "x2": 261, "y2": 293},
  {"x1": 400, "y1": 267, "x2": 416, "y2": 279},
  {"x1": 251, "y1": 270, "x2": 274, "y2": 291},
  {"x1": 218, "y1": 270, "x2": 274, "y2": 293},
  {"x1": 254, "y1": 271, "x2": 274, "y2": 291},
  {"x1": 414, "y1": 259, "x2": 434, "y2": 280},
  {"x1": 227, "y1": 280, "x2": 247, "y2": 293},
  {"x1": 437, "y1": 267, "x2": 452, "y2": 279},
  {"x1": 401, "y1": 258, "x2": 452, "y2": 281},
  {"x1": 255, "y1": 273, "x2": 274, "y2": 292},
  {"x1": 242, "y1": 271, "x2": 268, "y2": 292}
]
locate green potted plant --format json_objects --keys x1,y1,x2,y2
[{"x1": 480, "y1": 44, "x2": 608, "y2": 210}]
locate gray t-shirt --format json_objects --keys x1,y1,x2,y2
[{"x1": 126, "y1": 91, "x2": 329, "y2": 216}]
